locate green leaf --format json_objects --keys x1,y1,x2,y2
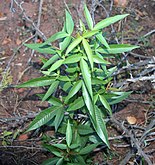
[
  {"x1": 38, "y1": 94, "x2": 62, "y2": 106},
  {"x1": 39, "y1": 57, "x2": 48, "y2": 64},
  {"x1": 69, "y1": 143, "x2": 80, "y2": 149},
  {"x1": 109, "y1": 91, "x2": 132, "y2": 105},
  {"x1": 82, "y1": 38, "x2": 93, "y2": 70},
  {"x1": 79, "y1": 143, "x2": 100, "y2": 155},
  {"x1": 93, "y1": 55, "x2": 110, "y2": 64},
  {"x1": 79, "y1": 19, "x2": 86, "y2": 32},
  {"x1": 45, "y1": 31, "x2": 69, "y2": 44},
  {"x1": 99, "y1": 95, "x2": 112, "y2": 115},
  {"x1": 48, "y1": 96, "x2": 63, "y2": 106},
  {"x1": 93, "y1": 14, "x2": 129, "y2": 30},
  {"x1": 65, "y1": 10, "x2": 74, "y2": 34},
  {"x1": 58, "y1": 76, "x2": 70, "y2": 81},
  {"x1": 82, "y1": 82, "x2": 94, "y2": 117},
  {"x1": 67, "y1": 97, "x2": 84, "y2": 111},
  {"x1": 94, "y1": 94, "x2": 99, "y2": 104},
  {"x1": 66, "y1": 120, "x2": 72, "y2": 146},
  {"x1": 65, "y1": 80, "x2": 82, "y2": 102},
  {"x1": 65, "y1": 67, "x2": 77, "y2": 73},
  {"x1": 80, "y1": 58, "x2": 93, "y2": 98},
  {"x1": 25, "y1": 43, "x2": 56, "y2": 54},
  {"x1": 83, "y1": 30, "x2": 98, "y2": 38},
  {"x1": 48, "y1": 59, "x2": 64, "y2": 72},
  {"x1": 63, "y1": 54, "x2": 82, "y2": 64},
  {"x1": 41, "y1": 54, "x2": 59, "y2": 69},
  {"x1": 77, "y1": 124, "x2": 94, "y2": 135},
  {"x1": 63, "y1": 81, "x2": 72, "y2": 92},
  {"x1": 93, "y1": 106, "x2": 109, "y2": 147},
  {"x1": 43, "y1": 144, "x2": 62, "y2": 157},
  {"x1": 54, "y1": 108, "x2": 64, "y2": 131},
  {"x1": 16, "y1": 76, "x2": 55, "y2": 88},
  {"x1": 66, "y1": 36, "x2": 83, "y2": 55},
  {"x1": 59, "y1": 36, "x2": 72, "y2": 51},
  {"x1": 52, "y1": 144, "x2": 67, "y2": 150},
  {"x1": 42, "y1": 81, "x2": 59, "y2": 101},
  {"x1": 41, "y1": 157, "x2": 59, "y2": 165},
  {"x1": 76, "y1": 155, "x2": 86, "y2": 165},
  {"x1": 56, "y1": 157, "x2": 64, "y2": 165},
  {"x1": 26, "y1": 106, "x2": 61, "y2": 132},
  {"x1": 84, "y1": 4, "x2": 93, "y2": 30},
  {"x1": 97, "y1": 44, "x2": 139, "y2": 54},
  {"x1": 96, "y1": 33, "x2": 110, "y2": 49}
]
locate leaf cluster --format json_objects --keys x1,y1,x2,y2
[{"x1": 17, "y1": 4, "x2": 138, "y2": 164}]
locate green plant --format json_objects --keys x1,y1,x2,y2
[
  {"x1": 0, "y1": 68, "x2": 13, "y2": 92},
  {"x1": 17, "y1": 4, "x2": 138, "y2": 164},
  {"x1": 41, "y1": 120, "x2": 100, "y2": 164},
  {"x1": 0, "y1": 130, "x2": 13, "y2": 146}
]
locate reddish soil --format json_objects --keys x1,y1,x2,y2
[{"x1": 0, "y1": 0, "x2": 155, "y2": 164}]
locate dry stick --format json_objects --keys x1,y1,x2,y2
[
  {"x1": 11, "y1": 0, "x2": 47, "y2": 41},
  {"x1": 28, "y1": 0, "x2": 44, "y2": 63},
  {"x1": 139, "y1": 119, "x2": 155, "y2": 145},
  {"x1": 143, "y1": 29, "x2": 155, "y2": 38},
  {"x1": 111, "y1": 116, "x2": 153, "y2": 165},
  {"x1": 0, "y1": 145, "x2": 42, "y2": 150},
  {"x1": 129, "y1": 52, "x2": 153, "y2": 59},
  {"x1": 119, "y1": 150, "x2": 134, "y2": 165}
]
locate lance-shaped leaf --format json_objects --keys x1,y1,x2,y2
[
  {"x1": 97, "y1": 44, "x2": 139, "y2": 54},
  {"x1": 79, "y1": 142, "x2": 101, "y2": 155},
  {"x1": 45, "y1": 31, "x2": 69, "y2": 44},
  {"x1": 25, "y1": 43, "x2": 56, "y2": 54},
  {"x1": 109, "y1": 91, "x2": 132, "y2": 105},
  {"x1": 41, "y1": 157, "x2": 60, "y2": 165},
  {"x1": 42, "y1": 81, "x2": 59, "y2": 101},
  {"x1": 26, "y1": 106, "x2": 61, "y2": 132},
  {"x1": 82, "y1": 38, "x2": 93, "y2": 70},
  {"x1": 66, "y1": 36, "x2": 83, "y2": 55},
  {"x1": 93, "y1": 55, "x2": 110, "y2": 64},
  {"x1": 80, "y1": 58, "x2": 93, "y2": 98},
  {"x1": 41, "y1": 54, "x2": 59, "y2": 69},
  {"x1": 66, "y1": 120, "x2": 72, "y2": 146},
  {"x1": 52, "y1": 144, "x2": 67, "y2": 150},
  {"x1": 48, "y1": 59, "x2": 64, "y2": 72},
  {"x1": 67, "y1": 97, "x2": 84, "y2": 111},
  {"x1": 93, "y1": 14, "x2": 129, "y2": 30},
  {"x1": 43, "y1": 144, "x2": 62, "y2": 157},
  {"x1": 16, "y1": 76, "x2": 55, "y2": 88},
  {"x1": 77, "y1": 124, "x2": 94, "y2": 135},
  {"x1": 63, "y1": 81, "x2": 72, "y2": 92},
  {"x1": 84, "y1": 4, "x2": 93, "y2": 30},
  {"x1": 59, "y1": 36, "x2": 72, "y2": 51},
  {"x1": 92, "y1": 106, "x2": 109, "y2": 147},
  {"x1": 37, "y1": 94, "x2": 62, "y2": 106},
  {"x1": 65, "y1": 10, "x2": 74, "y2": 34},
  {"x1": 56, "y1": 157, "x2": 64, "y2": 165},
  {"x1": 96, "y1": 33, "x2": 110, "y2": 49},
  {"x1": 65, "y1": 80, "x2": 82, "y2": 103},
  {"x1": 83, "y1": 30, "x2": 98, "y2": 38},
  {"x1": 63, "y1": 54, "x2": 82, "y2": 64},
  {"x1": 54, "y1": 108, "x2": 64, "y2": 131},
  {"x1": 99, "y1": 95, "x2": 112, "y2": 115},
  {"x1": 79, "y1": 19, "x2": 86, "y2": 32},
  {"x1": 76, "y1": 156, "x2": 86, "y2": 165},
  {"x1": 82, "y1": 82, "x2": 94, "y2": 117}
]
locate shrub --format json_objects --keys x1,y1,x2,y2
[{"x1": 17, "y1": 4, "x2": 138, "y2": 164}]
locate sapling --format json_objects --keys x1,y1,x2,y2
[{"x1": 17, "y1": 4, "x2": 138, "y2": 164}]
